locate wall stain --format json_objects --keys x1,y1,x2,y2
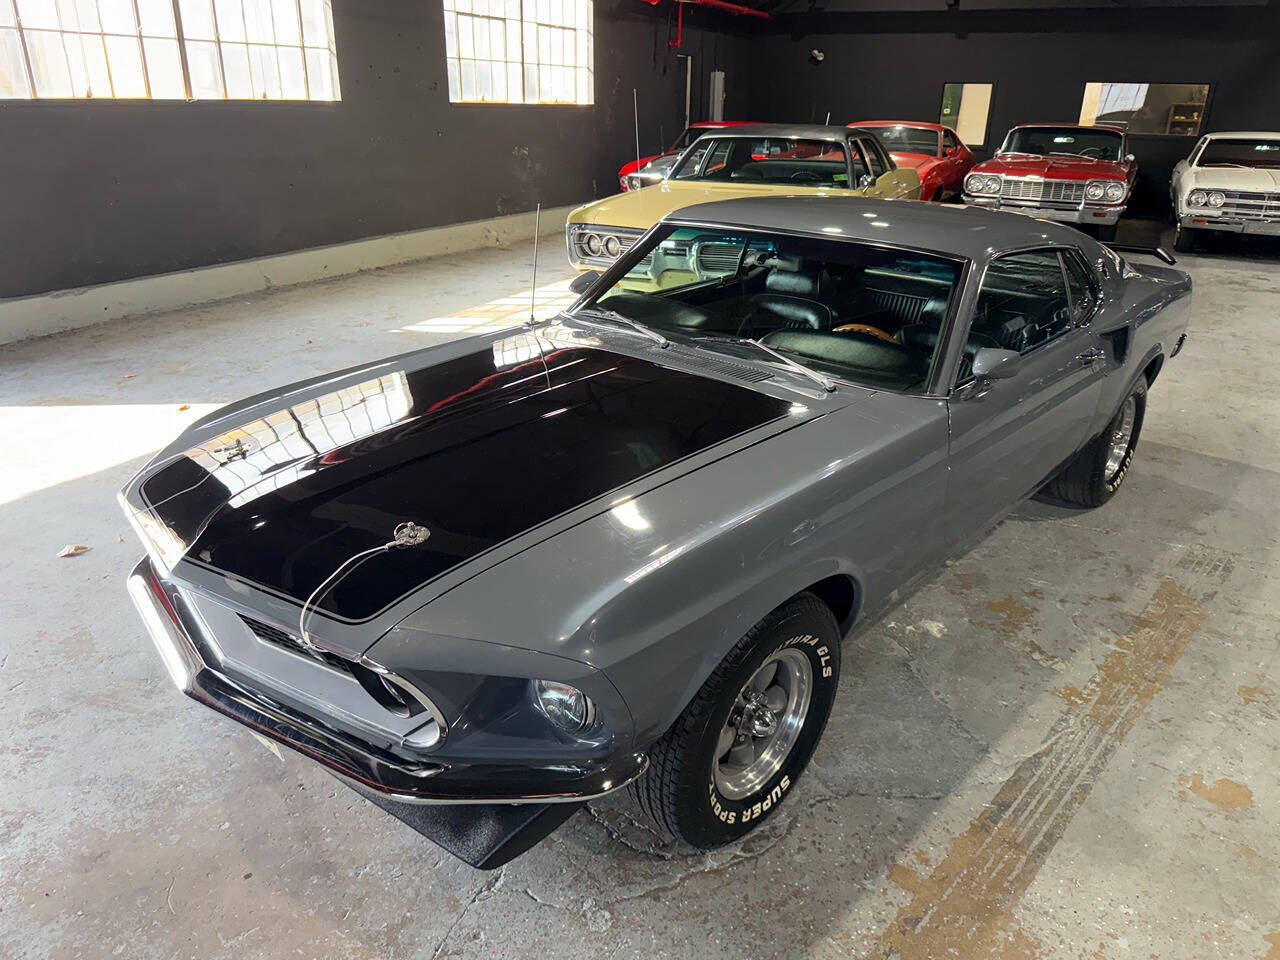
[
  {"x1": 872, "y1": 568, "x2": 1217, "y2": 960},
  {"x1": 1180, "y1": 773, "x2": 1253, "y2": 815}
]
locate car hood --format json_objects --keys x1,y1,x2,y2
[
  {"x1": 887, "y1": 153, "x2": 935, "y2": 172},
  {"x1": 1183, "y1": 166, "x2": 1280, "y2": 192},
  {"x1": 569, "y1": 180, "x2": 854, "y2": 230},
  {"x1": 976, "y1": 154, "x2": 1127, "y2": 181},
  {"x1": 120, "y1": 329, "x2": 810, "y2": 637}
]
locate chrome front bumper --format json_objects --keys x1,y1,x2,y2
[
  {"x1": 126, "y1": 558, "x2": 647, "y2": 804},
  {"x1": 1179, "y1": 212, "x2": 1280, "y2": 236},
  {"x1": 964, "y1": 196, "x2": 1125, "y2": 225}
]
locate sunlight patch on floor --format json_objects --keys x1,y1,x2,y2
[
  {"x1": 393, "y1": 278, "x2": 579, "y2": 336},
  {"x1": 0, "y1": 403, "x2": 224, "y2": 505}
]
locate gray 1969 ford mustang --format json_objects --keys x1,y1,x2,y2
[{"x1": 120, "y1": 197, "x2": 1191, "y2": 868}]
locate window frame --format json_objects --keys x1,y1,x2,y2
[
  {"x1": 0, "y1": 0, "x2": 341, "y2": 102},
  {"x1": 939, "y1": 82, "x2": 994, "y2": 149},
  {"x1": 1077, "y1": 80, "x2": 1212, "y2": 139}
]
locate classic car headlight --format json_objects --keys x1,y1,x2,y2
[
  {"x1": 625, "y1": 174, "x2": 645, "y2": 191},
  {"x1": 965, "y1": 173, "x2": 1001, "y2": 195},
  {"x1": 1187, "y1": 190, "x2": 1208, "y2": 207},
  {"x1": 1208, "y1": 191, "x2": 1226, "y2": 207},
  {"x1": 583, "y1": 232, "x2": 602, "y2": 256},
  {"x1": 1105, "y1": 181, "x2": 1126, "y2": 202},
  {"x1": 535, "y1": 679, "x2": 595, "y2": 731},
  {"x1": 603, "y1": 235, "x2": 621, "y2": 257},
  {"x1": 1085, "y1": 180, "x2": 1107, "y2": 201}
]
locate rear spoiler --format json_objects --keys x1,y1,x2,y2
[{"x1": 1104, "y1": 243, "x2": 1177, "y2": 266}]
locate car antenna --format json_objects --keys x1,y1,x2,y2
[
  {"x1": 825, "y1": 110, "x2": 831, "y2": 124},
  {"x1": 633, "y1": 87, "x2": 641, "y2": 174},
  {"x1": 527, "y1": 203, "x2": 541, "y2": 326}
]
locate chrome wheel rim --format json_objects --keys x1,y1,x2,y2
[
  {"x1": 713, "y1": 649, "x2": 812, "y2": 801},
  {"x1": 1104, "y1": 396, "x2": 1137, "y2": 481}
]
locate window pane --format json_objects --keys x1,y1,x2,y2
[
  {"x1": 271, "y1": 0, "x2": 299, "y2": 45},
  {"x1": 488, "y1": 18, "x2": 501, "y2": 62},
  {"x1": 303, "y1": 44, "x2": 330, "y2": 98},
  {"x1": 220, "y1": 40, "x2": 251, "y2": 96},
  {"x1": 103, "y1": 33, "x2": 145, "y2": 94},
  {"x1": 298, "y1": 0, "x2": 325, "y2": 45},
  {"x1": 974, "y1": 251, "x2": 1070, "y2": 355},
  {"x1": 143, "y1": 36, "x2": 183, "y2": 96},
  {"x1": 0, "y1": 2, "x2": 13, "y2": 27},
  {"x1": 472, "y1": 16, "x2": 486, "y2": 58},
  {"x1": 15, "y1": 0, "x2": 59, "y2": 30},
  {"x1": 940, "y1": 82, "x2": 992, "y2": 147},
  {"x1": 243, "y1": 0, "x2": 273, "y2": 43},
  {"x1": 179, "y1": 0, "x2": 216, "y2": 39},
  {"x1": 74, "y1": 0, "x2": 101, "y2": 30},
  {"x1": 137, "y1": 0, "x2": 175, "y2": 36},
  {"x1": 505, "y1": 18, "x2": 519, "y2": 60},
  {"x1": 62, "y1": 30, "x2": 89, "y2": 94},
  {"x1": 1079, "y1": 81, "x2": 1209, "y2": 136},
  {"x1": 445, "y1": 56, "x2": 457, "y2": 99},
  {"x1": 97, "y1": 0, "x2": 137, "y2": 33},
  {"x1": 278, "y1": 43, "x2": 303, "y2": 97},
  {"x1": 56, "y1": 0, "x2": 83, "y2": 30},
  {"x1": 460, "y1": 56, "x2": 474, "y2": 99},
  {"x1": 506, "y1": 60, "x2": 518, "y2": 100},
  {"x1": 457, "y1": 14, "x2": 472, "y2": 56},
  {"x1": 185, "y1": 38, "x2": 221, "y2": 96},
  {"x1": 247, "y1": 42, "x2": 278, "y2": 97},
  {"x1": 213, "y1": 0, "x2": 245, "y2": 41},
  {"x1": 0, "y1": 27, "x2": 31, "y2": 96},
  {"x1": 26, "y1": 29, "x2": 72, "y2": 96},
  {"x1": 443, "y1": 12, "x2": 455, "y2": 56}
]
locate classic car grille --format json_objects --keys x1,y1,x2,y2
[
  {"x1": 694, "y1": 243, "x2": 745, "y2": 275},
  {"x1": 1218, "y1": 190, "x2": 1280, "y2": 221},
  {"x1": 1000, "y1": 178, "x2": 1087, "y2": 204},
  {"x1": 241, "y1": 614, "x2": 353, "y2": 672},
  {"x1": 570, "y1": 226, "x2": 643, "y2": 267}
]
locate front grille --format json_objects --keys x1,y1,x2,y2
[
  {"x1": 1218, "y1": 190, "x2": 1280, "y2": 221},
  {"x1": 241, "y1": 615, "x2": 353, "y2": 673},
  {"x1": 570, "y1": 226, "x2": 643, "y2": 267},
  {"x1": 1001, "y1": 178, "x2": 1086, "y2": 204}
]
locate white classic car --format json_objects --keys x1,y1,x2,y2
[{"x1": 1170, "y1": 131, "x2": 1280, "y2": 251}]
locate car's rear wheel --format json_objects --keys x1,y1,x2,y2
[
  {"x1": 1043, "y1": 380, "x2": 1147, "y2": 508},
  {"x1": 629, "y1": 593, "x2": 841, "y2": 850}
]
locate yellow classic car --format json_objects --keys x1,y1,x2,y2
[{"x1": 566, "y1": 124, "x2": 921, "y2": 274}]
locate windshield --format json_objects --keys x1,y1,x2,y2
[
  {"x1": 1196, "y1": 139, "x2": 1280, "y2": 169},
  {"x1": 580, "y1": 225, "x2": 964, "y2": 393},
  {"x1": 1003, "y1": 127, "x2": 1123, "y2": 161},
  {"x1": 670, "y1": 137, "x2": 851, "y2": 188},
  {"x1": 860, "y1": 125, "x2": 939, "y2": 156}
]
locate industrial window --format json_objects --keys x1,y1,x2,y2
[
  {"x1": 1079, "y1": 83, "x2": 1209, "y2": 136},
  {"x1": 442, "y1": 0, "x2": 593, "y2": 105},
  {"x1": 939, "y1": 82, "x2": 992, "y2": 147},
  {"x1": 0, "y1": 0, "x2": 340, "y2": 100}
]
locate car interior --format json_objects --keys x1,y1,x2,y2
[
  {"x1": 673, "y1": 138, "x2": 860, "y2": 188},
  {"x1": 594, "y1": 231, "x2": 1079, "y2": 391}
]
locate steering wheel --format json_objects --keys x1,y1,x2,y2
[
  {"x1": 1078, "y1": 147, "x2": 1107, "y2": 159},
  {"x1": 790, "y1": 171, "x2": 822, "y2": 182},
  {"x1": 833, "y1": 323, "x2": 900, "y2": 345}
]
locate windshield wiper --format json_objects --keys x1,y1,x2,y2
[
  {"x1": 575, "y1": 306, "x2": 670, "y2": 349},
  {"x1": 1050, "y1": 152, "x2": 1099, "y2": 161},
  {"x1": 709, "y1": 336, "x2": 836, "y2": 393}
]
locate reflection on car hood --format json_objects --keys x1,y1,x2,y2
[
  {"x1": 121, "y1": 333, "x2": 795, "y2": 624},
  {"x1": 1184, "y1": 166, "x2": 1280, "y2": 192},
  {"x1": 569, "y1": 179, "x2": 852, "y2": 231}
]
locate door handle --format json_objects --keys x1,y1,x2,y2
[{"x1": 1076, "y1": 347, "x2": 1106, "y2": 366}]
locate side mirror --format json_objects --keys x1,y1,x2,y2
[
  {"x1": 569, "y1": 270, "x2": 602, "y2": 296},
  {"x1": 970, "y1": 347, "x2": 1022, "y2": 380},
  {"x1": 945, "y1": 146, "x2": 959, "y2": 157},
  {"x1": 858, "y1": 173, "x2": 876, "y2": 189},
  {"x1": 1125, "y1": 153, "x2": 1136, "y2": 164}
]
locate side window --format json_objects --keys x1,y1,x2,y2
[
  {"x1": 703, "y1": 139, "x2": 734, "y2": 176},
  {"x1": 972, "y1": 250, "x2": 1072, "y2": 355},
  {"x1": 863, "y1": 139, "x2": 887, "y2": 178},
  {"x1": 673, "y1": 139, "x2": 714, "y2": 179},
  {"x1": 1062, "y1": 250, "x2": 1098, "y2": 324},
  {"x1": 848, "y1": 142, "x2": 869, "y2": 185},
  {"x1": 943, "y1": 131, "x2": 959, "y2": 154}
]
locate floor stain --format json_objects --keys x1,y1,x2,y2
[
  {"x1": 1181, "y1": 773, "x2": 1254, "y2": 815},
  {"x1": 1238, "y1": 683, "x2": 1276, "y2": 718},
  {"x1": 985, "y1": 595, "x2": 1037, "y2": 636},
  {"x1": 1264, "y1": 932, "x2": 1280, "y2": 960},
  {"x1": 872, "y1": 571, "x2": 1214, "y2": 960},
  {"x1": 1050, "y1": 684, "x2": 1089, "y2": 708}
]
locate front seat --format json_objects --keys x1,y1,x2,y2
[
  {"x1": 899, "y1": 291, "x2": 999, "y2": 378},
  {"x1": 745, "y1": 257, "x2": 834, "y2": 335}
]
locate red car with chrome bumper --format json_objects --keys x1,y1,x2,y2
[{"x1": 848, "y1": 121, "x2": 976, "y2": 201}]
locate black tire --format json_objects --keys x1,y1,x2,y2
[
  {"x1": 1173, "y1": 223, "x2": 1197, "y2": 253},
  {"x1": 1094, "y1": 223, "x2": 1118, "y2": 243},
  {"x1": 1044, "y1": 380, "x2": 1147, "y2": 508},
  {"x1": 630, "y1": 593, "x2": 841, "y2": 850}
]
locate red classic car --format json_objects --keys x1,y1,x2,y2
[
  {"x1": 961, "y1": 123, "x2": 1137, "y2": 239},
  {"x1": 619, "y1": 120, "x2": 756, "y2": 191},
  {"x1": 847, "y1": 121, "x2": 976, "y2": 201}
]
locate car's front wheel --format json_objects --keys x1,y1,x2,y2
[
  {"x1": 1173, "y1": 222, "x2": 1199, "y2": 253},
  {"x1": 1043, "y1": 380, "x2": 1147, "y2": 508},
  {"x1": 630, "y1": 593, "x2": 841, "y2": 850}
]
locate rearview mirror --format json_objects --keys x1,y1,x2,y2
[
  {"x1": 970, "y1": 347, "x2": 1022, "y2": 380},
  {"x1": 569, "y1": 270, "x2": 603, "y2": 296}
]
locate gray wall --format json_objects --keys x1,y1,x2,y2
[
  {"x1": 0, "y1": 1, "x2": 747, "y2": 299},
  {"x1": 741, "y1": 3, "x2": 1280, "y2": 216}
]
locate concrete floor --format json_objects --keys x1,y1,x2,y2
[{"x1": 2, "y1": 230, "x2": 1278, "y2": 960}]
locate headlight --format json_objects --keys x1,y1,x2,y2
[
  {"x1": 603, "y1": 235, "x2": 621, "y2": 258},
  {"x1": 535, "y1": 680, "x2": 595, "y2": 731},
  {"x1": 1105, "y1": 181, "x2": 1126, "y2": 202},
  {"x1": 1187, "y1": 190, "x2": 1208, "y2": 207},
  {"x1": 1208, "y1": 191, "x2": 1225, "y2": 207},
  {"x1": 1084, "y1": 181, "x2": 1106, "y2": 201},
  {"x1": 619, "y1": 176, "x2": 630, "y2": 191},
  {"x1": 583, "y1": 232, "x2": 602, "y2": 256},
  {"x1": 626, "y1": 174, "x2": 644, "y2": 191},
  {"x1": 965, "y1": 173, "x2": 1000, "y2": 196}
]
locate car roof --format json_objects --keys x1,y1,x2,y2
[
  {"x1": 661, "y1": 195, "x2": 1091, "y2": 261},
  {"x1": 690, "y1": 123, "x2": 854, "y2": 142},
  {"x1": 848, "y1": 121, "x2": 949, "y2": 134},
  {"x1": 1011, "y1": 122, "x2": 1125, "y2": 134},
  {"x1": 690, "y1": 120, "x2": 756, "y2": 129},
  {"x1": 1201, "y1": 130, "x2": 1280, "y2": 141}
]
